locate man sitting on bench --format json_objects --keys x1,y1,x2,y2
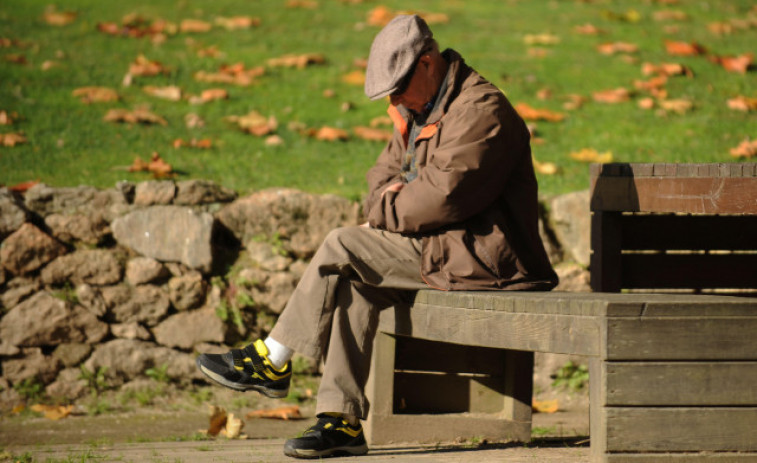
[{"x1": 196, "y1": 14, "x2": 558, "y2": 459}]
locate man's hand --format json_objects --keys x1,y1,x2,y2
[{"x1": 381, "y1": 182, "x2": 405, "y2": 198}]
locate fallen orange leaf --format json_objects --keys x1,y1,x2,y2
[
  {"x1": 43, "y1": 10, "x2": 77, "y2": 26},
  {"x1": 72, "y1": 87, "x2": 120, "y2": 104},
  {"x1": 523, "y1": 34, "x2": 560, "y2": 46},
  {"x1": 0, "y1": 110, "x2": 18, "y2": 125},
  {"x1": 0, "y1": 132, "x2": 27, "y2": 147},
  {"x1": 562, "y1": 94, "x2": 587, "y2": 111},
  {"x1": 514, "y1": 103, "x2": 566, "y2": 122},
  {"x1": 727, "y1": 96, "x2": 757, "y2": 112},
  {"x1": 220, "y1": 413, "x2": 246, "y2": 439},
  {"x1": 641, "y1": 62, "x2": 693, "y2": 77},
  {"x1": 664, "y1": 40, "x2": 706, "y2": 56},
  {"x1": 104, "y1": 108, "x2": 167, "y2": 126},
  {"x1": 709, "y1": 53, "x2": 754, "y2": 74},
  {"x1": 266, "y1": 53, "x2": 325, "y2": 69},
  {"x1": 367, "y1": 5, "x2": 395, "y2": 27},
  {"x1": 143, "y1": 85, "x2": 182, "y2": 101},
  {"x1": 313, "y1": 126, "x2": 349, "y2": 141},
  {"x1": 128, "y1": 54, "x2": 170, "y2": 77},
  {"x1": 658, "y1": 98, "x2": 693, "y2": 114},
  {"x1": 180, "y1": 19, "x2": 212, "y2": 33},
  {"x1": 353, "y1": 126, "x2": 392, "y2": 142},
  {"x1": 226, "y1": 111, "x2": 278, "y2": 136},
  {"x1": 370, "y1": 116, "x2": 393, "y2": 128},
  {"x1": 4, "y1": 54, "x2": 26, "y2": 64},
  {"x1": 195, "y1": 64, "x2": 264, "y2": 86},
  {"x1": 571, "y1": 148, "x2": 613, "y2": 163},
  {"x1": 532, "y1": 399, "x2": 559, "y2": 413},
  {"x1": 286, "y1": 0, "x2": 319, "y2": 8},
  {"x1": 574, "y1": 23, "x2": 604, "y2": 35},
  {"x1": 341, "y1": 70, "x2": 366, "y2": 86},
  {"x1": 246, "y1": 405, "x2": 303, "y2": 420},
  {"x1": 206, "y1": 405, "x2": 227, "y2": 437},
  {"x1": 148, "y1": 152, "x2": 174, "y2": 178},
  {"x1": 173, "y1": 138, "x2": 212, "y2": 149},
  {"x1": 533, "y1": 159, "x2": 559, "y2": 175},
  {"x1": 730, "y1": 138, "x2": 757, "y2": 158},
  {"x1": 597, "y1": 42, "x2": 638, "y2": 55},
  {"x1": 214, "y1": 16, "x2": 261, "y2": 30},
  {"x1": 653, "y1": 10, "x2": 688, "y2": 21},
  {"x1": 593, "y1": 88, "x2": 632, "y2": 104},
  {"x1": 30, "y1": 404, "x2": 73, "y2": 420}
]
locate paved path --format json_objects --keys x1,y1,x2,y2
[{"x1": 11, "y1": 438, "x2": 590, "y2": 462}]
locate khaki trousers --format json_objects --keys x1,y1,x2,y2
[{"x1": 270, "y1": 226, "x2": 427, "y2": 419}]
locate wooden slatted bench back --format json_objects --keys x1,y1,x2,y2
[{"x1": 590, "y1": 163, "x2": 757, "y2": 293}]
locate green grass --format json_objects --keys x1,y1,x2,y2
[{"x1": 1, "y1": 0, "x2": 754, "y2": 198}]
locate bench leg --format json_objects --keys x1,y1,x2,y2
[{"x1": 364, "y1": 332, "x2": 533, "y2": 445}]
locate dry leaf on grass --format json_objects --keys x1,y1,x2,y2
[
  {"x1": 195, "y1": 64, "x2": 264, "y2": 86},
  {"x1": 533, "y1": 159, "x2": 559, "y2": 175},
  {"x1": 597, "y1": 42, "x2": 639, "y2": 55},
  {"x1": 287, "y1": 0, "x2": 319, "y2": 8},
  {"x1": 653, "y1": 10, "x2": 688, "y2": 21},
  {"x1": 664, "y1": 40, "x2": 707, "y2": 56},
  {"x1": 43, "y1": 9, "x2": 77, "y2": 26},
  {"x1": 188, "y1": 88, "x2": 229, "y2": 105},
  {"x1": 730, "y1": 139, "x2": 757, "y2": 158},
  {"x1": 353, "y1": 126, "x2": 392, "y2": 142},
  {"x1": 246, "y1": 405, "x2": 303, "y2": 420},
  {"x1": 4, "y1": 54, "x2": 26, "y2": 65},
  {"x1": 574, "y1": 23, "x2": 604, "y2": 35},
  {"x1": 593, "y1": 88, "x2": 632, "y2": 104},
  {"x1": 514, "y1": 103, "x2": 566, "y2": 122},
  {"x1": 180, "y1": 19, "x2": 212, "y2": 33},
  {"x1": 266, "y1": 53, "x2": 325, "y2": 69},
  {"x1": 641, "y1": 62, "x2": 693, "y2": 77},
  {"x1": 226, "y1": 111, "x2": 278, "y2": 136},
  {"x1": 143, "y1": 85, "x2": 182, "y2": 101},
  {"x1": 104, "y1": 108, "x2": 167, "y2": 126},
  {"x1": 0, "y1": 132, "x2": 27, "y2": 147},
  {"x1": 206, "y1": 405, "x2": 227, "y2": 437},
  {"x1": 727, "y1": 96, "x2": 757, "y2": 112},
  {"x1": 0, "y1": 110, "x2": 18, "y2": 125},
  {"x1": 341, "y1": 70, "x2": 366, "y2": 86},
  {"x1": 570, "y1": 148, "x2": 613, "y2": 163},
  {"x1": 128, "y1": 152, "x2": 174, "y2": 178},
  {"x1": 312, "y1": 126, "x2": 349, "y2": 141},
  {"x1": 173, "y1": 138, "x2": 212, "y2": 149},
  {"x1": 72, "y1": 87, "x2": 120, "y2": 104},
  {"x1": 532, "y1": 399, "x2": 559, "y2": 413},
  {"x1": 129, "y1": 55, "x2": 170, "y2": 77},
  {"x1": 523, "y1": 34, "x2": 560, "y2": 46},
  {"x1": 562, "y1": 94, "x2": 587, "y2": 111},
  {"x1": 30, "y1": 404, "x2": 73, "y2": 420},
  {"x1": 366, "y1": 6, "x2": 448, "y2": 27},
  {"x1": 370, "y1": 116, "x2": 392, "y2": 128},
  {"x1": 658, "y1": 98, "x2": 693, "y2": 114},
  {"x1": 214, "y1": 16, "x2": 260, "y2": 30},
  {"x1": 601, "y1": 9, "x2": 641, "y2": 23},
  {"x1": 185, "y1": 113, "x2": 205, "y2": 128},
  {"x1": 709, "y1": 53, "x2": 754, "y2": 74}
]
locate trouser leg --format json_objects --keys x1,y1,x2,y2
[{"x1": 269, "y1": 226, "x2": 426, "y2": 418}]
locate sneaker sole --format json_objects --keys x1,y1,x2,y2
[
  {"x1": 283, "y1": 443, "x2": 368, "y2": 459},
  {"x1": 196, "y1": 361, "x2": 289, "y2": 399}
]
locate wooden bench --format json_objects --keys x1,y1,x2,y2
[{"x1": 364, "y1": 163, "x2": 757, "y2": 462}]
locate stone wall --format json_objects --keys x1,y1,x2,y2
[{"x1": 0, "y1": 180, "x2": 589, "y2": 408}]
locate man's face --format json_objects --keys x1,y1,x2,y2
[{"x1": 389, "y1": 54, "x2": 435, "y2": 113}]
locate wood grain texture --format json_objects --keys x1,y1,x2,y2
[
  {"x1": 605, "y1": 362, "x2": 757, "y2": 406},
  {"x1": 605, "y1": 408, "x2": 757, "y2": 452}
]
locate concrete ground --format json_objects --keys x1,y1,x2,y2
[{"x1": 1, "y1": 406, "x2": 590, "y2": 462}]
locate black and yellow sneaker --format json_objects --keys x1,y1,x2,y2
[
  {"x1": 283, "y1": 413, "x2": 368, "y2": 459},
  {"x1": 195, "y1": 340, "x2": 291, "y2": 398}
]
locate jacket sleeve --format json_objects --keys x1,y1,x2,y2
[
  {"x1": 363, "y1": 129, "x2": 405, "y2": 218},
  {"x1": 367, "y1": 100, "x2": 529, "y2": 233}
]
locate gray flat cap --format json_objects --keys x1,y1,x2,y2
[{"x1": 364, "y1": 15, "x2": 433, "y2": 100}]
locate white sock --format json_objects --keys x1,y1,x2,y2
[{"x1": 264, "y1": 336, "x2": 294, "y2": 370}]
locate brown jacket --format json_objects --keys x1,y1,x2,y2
[{"x1": 364, "y1": 49, "x2": 558, "y2": 291}]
